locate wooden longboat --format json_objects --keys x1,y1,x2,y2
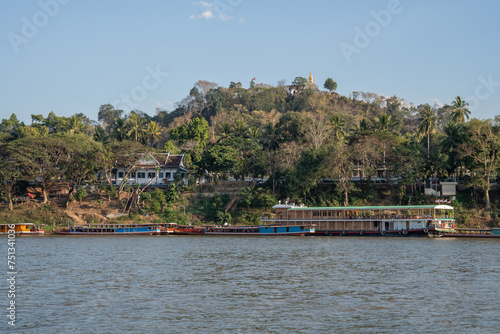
[
  {"x1": 0, "y1": 223, "x2": 44, "y2": 235},
  {"x1": 173, "y1": 225, "x2": 206, "y2": 235},
  {"x1": 442, "y1": 228, "x2": 500, "y2": 238},
  {"x1": 155, "y1": 223, "x2": 177, "y2": 234},
  {"x1": 262, "y1": 204, "x2": 457, "y2": 237},
  {"x1": 204, "y1": 225, "x2": 315, "y2": 236},
  {"x1": 55, "y1": 224, "x2": 161, "y2": 235}
]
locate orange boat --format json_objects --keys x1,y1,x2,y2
[
  {"x1": 173, "y1": 224, "x2": 206, "y2": 235},
  {"x1": 0, "y1": 223, "x2": 44, "y2": 235}
]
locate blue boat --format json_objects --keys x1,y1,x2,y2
[
  {"x1": 56, "y1": 224, "x2": 161, "y2": 235},
  {"x1": 204, "y1": 225, "x2": 315, "y2": 236}
]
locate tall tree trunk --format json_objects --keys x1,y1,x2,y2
[
  {"x1": 42, "y1": 188, "x2": 48, "y2": 204},
  {"x1": 8, "y1": 193, "x2": 13, "y2": 211},
  {"x1": 485, "y1": 188, "x2": 490, "y2": 209},
  {"x1": 65, "y1": 187, "x2": 75, "y2": 208},
  {"x1": 427, "y1": 133, "x2": 430, "y2": 157}
]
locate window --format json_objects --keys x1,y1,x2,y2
[
  {"x1": 159, "y1": 172, "x2": 164, "y2": 178},
  {"x1": 166, "y1": 172, "x2": 171, "y2": 179},
  {"x1": 148, "y1": 172, "x2": 155, "y2": 178},
  {"x1": 118, "y1": 172, "x2": 124, "y2": 178},
  {"x1": 138, "y1": 172, "x2": 145, "y2": 178},
  {"x1": 131, "y1": 172, "x2": 136, "y2": 177}
]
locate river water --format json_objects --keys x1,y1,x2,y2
[{"x1": 4, "y1": 236, "x2": 500, "y2": 333}]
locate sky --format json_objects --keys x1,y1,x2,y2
[{"x1": 1, "y1": 0, "x2": 500, "y2": 125}]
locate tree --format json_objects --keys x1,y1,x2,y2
[
  {"x1": 0, "y1": 146, "x2": 22, "y2": 210},
  {"x1": 67, "y1": 115, "x2": 86, "y2": 135},
  {"x1": 127, "y1": 112, "x2": 145, "y2": 142},
  {"x1": 292, "y1": 77, "x2": 308, "y2": 90},
  {"x1": 6, "y1": 136, "x2": 74, "y2": 204},
  {"x1": 286, "y1": 148, "x2": 327, "y2": 204},
  {"x1": 261, "y1": 123, "x2": 280, "y2": 193},
  {"x1": 459, "y1": 119, "x2": 500, "y2": 209},
  {"x1": 331, "y1": 114, "x2": 345, "y2": 141},
  {"x1": 75, "y1": 187, "x2": 87, "y2": 203},
  {"x1": 450, "y1": 96, "x2": 471, "y2": 124},
  {"x1": 187, "y1": 117, "x2": 209, "y2": 146},
  {"x1": 64, "y1": 135, "x2": 103, "y2": 207},
  {"x1": 98, "y1": 104, "x2": 123, "y2": 132},
  {"x1": 96, "y1": 141, "x2": 147, "y2": 199},
  {"x1": 322, "y1": 142, "x2": 356, "y2": 206},
  {"x1": 418, "y1": 104, "x2": 437, "y2": 156},
  {"x1": 199, "y1": 144, "x2": 239, "y2": 183},
  {"x1": 442, "y1": 123, "x2": 466, "y2": 176},
  {"x1": 111, "y1": 117, "x2": 128, "y2": 141},
  {"x1": 323, "y1": 78, "x2": 338, "y2": 92},
  {"x1": 144, "y1": 121, "x2": 162, "y2": 147},
  {"x1": 302, "y1": 112, "x2": 332, "y2": 149}
]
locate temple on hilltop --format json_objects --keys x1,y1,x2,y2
[
  {"x1": 307, "y1": 69, "x2": 316, "y2": 86},
  {"x1": 287, "y1": 69, "x2": 317, "y2": 95}
]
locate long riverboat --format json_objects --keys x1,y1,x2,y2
[
  {"x1": 0, "y1": 223, "x2": 45, "y2": 235},
  {"x1": 204, "y1": 224, "x2": 315, "y2": 236},
  {"x1": 55, "y1": 224, "x2": 161, "y2": 235},
  {"x1": 442, "y1": 228, "x2": 500, "y2": 238},
  {"x1": 155, "y1": 223, "x2": 177, "y2": 234},
  {"x1": 173, "y1": 224, "x2": 206, "y2": 235},
  {"x1": 261, "y1": 204, "x2": 456, "y2": 236}
]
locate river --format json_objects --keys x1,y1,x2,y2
[{"x1": 4, "y1": 236, "x2": 500, "y2": 333}]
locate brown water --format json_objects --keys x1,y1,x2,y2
[{"x1": 6, "y1": 236, "x2": 500, "y2": 333}]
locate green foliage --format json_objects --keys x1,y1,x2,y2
[
  {"x1": 323, "y1": 78, "x2": 338, "y2": 92},
  {"x1": 141, "y1": 192, "x2": 152, "y2": 201},
  {"x1": 216, "y1": 211, "x2": 232, "y2": 225}
]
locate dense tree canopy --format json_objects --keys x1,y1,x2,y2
[{"x1": 0, "y1": 78, "x2": 498, "y2": 211}]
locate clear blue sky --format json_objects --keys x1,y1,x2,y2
[{"x1": 1, "y1": 0, "x2": 499, "y2": 124}]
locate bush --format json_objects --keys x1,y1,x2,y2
[{"x1": 75, "y1": 188, "x2": 87, "y2": 203}]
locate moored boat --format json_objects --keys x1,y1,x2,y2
[
  {"x1": 0, "y1": 223, "x2": 45, "y2": 235},
  {"x1": 173, "y1": 225, "x2": 206, "y2": 235},
  {"x1": 204, "y1": 224, "x2": 315, "y2": 236},
  {"x1": 55, "y1": 224, "x2": 161, "y2": 235},
  {"x1": 442, "y1": 228, "x2": 500, "y2": 238},
  {"x1": 262, "y1": 203, "x2": 456, "y2": 237},
  {"x1": 155, "y1": 223, "x2": 177, "y2": 234}
]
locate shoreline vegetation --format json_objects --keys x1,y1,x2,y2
[{"x1": 1, "y1": 77, "x2": 500, "y2": 229}]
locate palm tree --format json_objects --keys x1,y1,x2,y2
[
  {"x1": 127, "y1": 113, "x2": 145, "y2": 142},
  {"x1": 442, "y1": 123, "x2": 466, "y2": 175},
  {"x1": 217, "y1": 122, "x2": 232, "y2": 139},
  {"x1": 425, "y1": 150, "x2": 449, "y2": 196},
  {"x1": 143, "y1": 121, "x2": 162, "y2": 147},
  {"x1": 67, "y1": 115, "x2": 85, "y2": 135},
  {"x1": 418, "y1": 104, "x2": 437, "y2": 156},
  {"x1": 357, "y1": 118, "x2": 369, "y2": 133},
  {"x1": 451, "y1": 96, "x2": 470, "y2": 124},
  {"x1": 374, "y1": 113, "x2": 398, "y2": 134},
  {"x1": 331, "y1": 114, "x2": 345, "y2": 140},
  {"x1": 248, "y1": 127, "x2": 259, "y2": 142},
  {"x1": 112, "y1": 117, "x2": 127, "y2": 141},
  {"x1": 234, "y1": 120, "x2": 247, "y2": 138}
]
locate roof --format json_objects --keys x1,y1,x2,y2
[
  {"x1": 123, "y1": 153, "x2": 186, "y2": 169},
  {"x1": 287, "y1": 205, "x2": 454, "y2": 211}
]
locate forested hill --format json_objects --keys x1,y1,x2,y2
[{"x1": 0, "y1": 77, "x2": 498, "y2": 213}]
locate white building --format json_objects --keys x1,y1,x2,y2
[{"x1": 112, "y1": 152, "x2": 188, "y2": 186}]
